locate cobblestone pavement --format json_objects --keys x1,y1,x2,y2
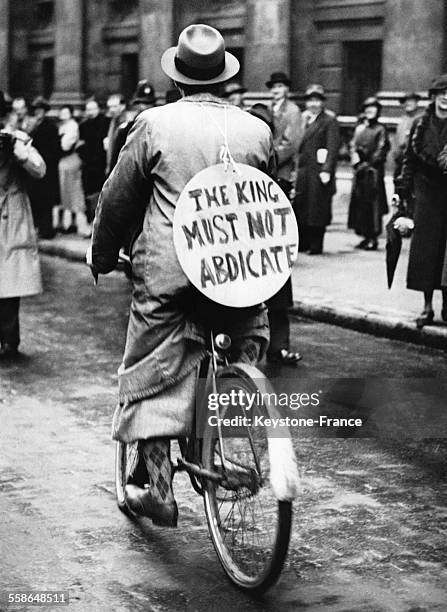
[{"x1": 0, "y1": 256, "x2": 446, "y2": 611}]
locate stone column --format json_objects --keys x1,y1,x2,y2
[
  {"x1": 0, "y1": 0, "x2": 10, "y2": 91},
  {"x1": 382, "y1": 0, "x2": 445, "y2": 91},
  {"x1": 139, "y1": 0, "x2": 174, "y2": 93},
  {"x1": 245, "y1": 0, "x2": 291, "y2": 91},
  {"x1": 51, "y1": 0, "x2": 85, "y2": 106}
]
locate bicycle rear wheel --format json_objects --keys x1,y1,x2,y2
[
  {"x1": 115, "y1": 441, "x2": 139, "y2": 516},
  {"x1": 201, "y1": 364, "x2": 293, "y2": 593}
]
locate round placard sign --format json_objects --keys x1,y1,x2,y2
[{"x1": 173, "y1": 163, "x2": 298, "y2": 307}]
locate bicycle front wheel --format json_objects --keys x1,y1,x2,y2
[{"x1": 201, "y1": 364, "x2": 293, "y2": 593}]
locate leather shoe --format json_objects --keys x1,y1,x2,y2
[
  {"x1": 124, "y1": 484, "x2": 178, "y2": 527},
  {"x1": 267, "y1": 349, "x2": 302, "y2": 365},
  {"x1": 416, "y1": 309, "x2": 434, "y2": 329}
]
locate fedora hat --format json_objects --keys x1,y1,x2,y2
[
  {"x1": 304, "y1": 84, "x2": 326, "y2": 100},
  {"x1": 361, "y1": 96, "x2": 382, "y2": 111},
  {"x1": 222, "y1": 81, "x2": 247, "y2": 97},
  {"x1": 399, "y1": 91, "x2": 420, "y2": 104},
  {"x1": 266, "y1": 72, "x2": 291, "y2": 88},
  {"x1": 161, "y1": 24, "x2": 239, "y2": 86},
  {"x1": 429, "y1": 74, "x2": 447, "y2": 96},
  {"x1": 31, "y1": 95, "x2": 51, "y2": 111}
]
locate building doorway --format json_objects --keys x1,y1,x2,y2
[
  {"x1": 42, "y1": 57, "x2": 54, "y2": 99},
  {"x1": 342, "y1": 40, "x2": 382, "y2": 115},
  {"x1": 121, "y1": 53, "x2": 139, "y2": 102}
]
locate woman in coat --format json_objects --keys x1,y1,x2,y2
[
  {"x1": 294, "y1": 84, "x2": 340, "y2": 254},
  {"x1": 0, "y1": 92, "x2": 45, "y2": 360},
  {"x1": 57, "y1": 105, "x2": 88, "y2": 235},
  {"x1": 348, "y1": 97, "x2": 390, "y2": 250},
  {"x1": 395, "y1": 74, "x2": 447, "y2": 328}
]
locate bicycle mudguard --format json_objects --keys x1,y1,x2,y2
[{"x1": 216, "y1": 362, "x2": 300, "y2": 502}]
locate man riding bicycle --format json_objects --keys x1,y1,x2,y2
[{"x1": 90, "y1": 24, "x2": 275, "y2": 527}]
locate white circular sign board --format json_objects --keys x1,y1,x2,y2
[{"x1": 173, "y1": 163, "x2": 298, "y2": 308}]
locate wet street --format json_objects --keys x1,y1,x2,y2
[{"x1": 1, "y1": 256, "x2": 446, "y2": 611}]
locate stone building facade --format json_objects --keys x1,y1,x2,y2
[{"x1": 1, "y1": 0, "x2": 446, "y2": 115}]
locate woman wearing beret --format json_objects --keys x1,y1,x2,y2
[
  {"x1": 348, "y1": 97, "x2": 390, "y2": 250},
  {"x1": 395, "y1": 74, "x2": 447, "y2": 328}
]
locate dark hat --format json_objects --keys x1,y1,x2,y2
[
  {"x1": 31, "y1": 95, "x2": 51, "y2": 111},
  {"x1": 222, "y1": 81, "x2": 247, "y2": 97},
  {"x1": 399, "y1": 91, "x2": 420, "y2": 104},
  {"x1": 361, "y1": 96, "x2": 382, "y2": 111},
  {"x1": 132, "y1": 80, "x2": 155, "y2": 105},
  {"x1": 165, "y1": 88, "x2": 182, "y2": 104},
  {"x1": 429, "y1": 74, "x2": 447, "y2": 96},
  {"x1": 266, "y1": 72, "x2": 291, "y2": 88},
  {"x1": 161, "y1": 24, "x2": 240, "y2": 86},
  {"x1": 249, "y1": 103, "x2": 274, "y2": 131},
  {"x1": 304, "y1": 84, "x2": 326, "y2": 100}
]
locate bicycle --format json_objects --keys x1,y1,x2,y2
[{"x1": 115, "y1": 328, "x2": 299, "y2": 593}]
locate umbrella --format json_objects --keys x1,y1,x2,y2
[{"x1": 385, "y1": 211, "x2": 403, "y2": 289}]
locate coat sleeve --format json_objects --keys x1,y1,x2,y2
[
  {"x1": 371, "y1": 125, "x2": 390, "y2": 167},
  {"x1": 91, "y1": 115, "x2": 152, "y2": 274},
  {"x1": 322, "y1": 116, "x2": 340, "y2": 175},
  {"x1": 19, "y1": 145, "x2": 46, "y2": 180},
  {"x1": 395, "y1": 120, "x2": 419, "y2": 207},
  {"x1": 275, "y1": 105, "x2": 302, "y2": 167}
]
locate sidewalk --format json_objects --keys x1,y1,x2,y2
[{"x1": 38, "y1": 172, "x2": 447, "y2": 351}]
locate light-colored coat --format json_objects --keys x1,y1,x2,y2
[
  {"x1": 270, "y1": 98, "x2": 302, "y2": 182},
  {"x1": 0, "y1": 135, "x2": 45, "y2": 298},
  {"x1": 92, "y1": 94, "x2": 275, "y2": 441}
]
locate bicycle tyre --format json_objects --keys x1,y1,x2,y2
[{"x1": 201, "y1": 363, "x2": 293, "y2": 593}]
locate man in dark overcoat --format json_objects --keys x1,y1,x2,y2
[
  {"x1": 78, "y1": 98, "x2": 109, "y2": 223},
  {"x1": 27, "y1": 96, "x2": 60, "y2": 239},
  {"x1": 294, "y1": 84, "x2": 340, "y2": 254}
]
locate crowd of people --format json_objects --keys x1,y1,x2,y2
[{"x1": 2, "y1": 38, "x2": 447, "y2": 365}]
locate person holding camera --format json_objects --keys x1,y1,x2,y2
[{"x1": 0, "y1": 91, "x2": 46, "y2": 361}]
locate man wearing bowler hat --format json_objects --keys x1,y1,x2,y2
[
  {"x1": 90, "y1": 24, "x2": 273, "y2": 526},
  {"x1": 266, "y1": 71, "x2": 302, "y2": 199}
]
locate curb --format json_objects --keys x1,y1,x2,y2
[
  {"x1": 39, "y1": 241, "x2": 447, "y2": 352},
  {"x1": 292, "y1": 300, "x2": 447, "y2": 352}
]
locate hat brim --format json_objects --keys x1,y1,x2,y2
[
  {"x1": 223, "y1": 87, "x2": 247, "y2": 97},
  {"x1": 266, "y1": 79, "x2": 291, "y2": 88},
  {"x1": 161, "y1": 47, "x2": 240, "y2": 86},
  {"x1": 304, "y1": 92, "x2": 326, "y2": 101}
]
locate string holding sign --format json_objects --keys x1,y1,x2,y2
[{"x1": 173, "y1": 163, "x2": 299, "y2": 308}]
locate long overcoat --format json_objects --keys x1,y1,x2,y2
[
  {"x1": 270, "y1": 99, "x2": 302, "y2": 183},
  {"x1": 78, "y1": 114, "x2": 109, "y2": 196},
  {"x1": 0, "y1": 134, "x2": 45, "y2": 298},
  {"x1": 348, "y1": 120, "x2": 390, "y2": 237},
  {"x1": 294, "y1": 110, "x2": 340, "y2": 227},
  {"x1": 92, "y1": 94, "x2": 274, "y2": 442},
  {"x1": 27, "y1": 116, "x2": 60, "y2": 208},
  {"x1": 397, "y1": 108, "x2": 447, "y2": 292}
]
